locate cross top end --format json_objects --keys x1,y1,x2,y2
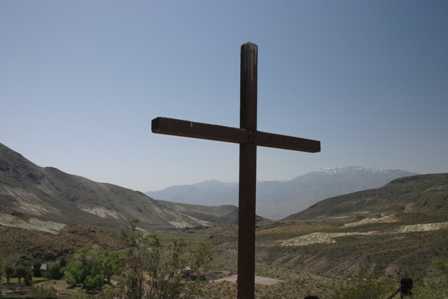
[{"x1": 242, "y1": 42, "x2": 258, "y2": 50}]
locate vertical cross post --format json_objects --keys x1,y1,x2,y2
[
  {"x1": 237, "y1": 42, "x2": 258, "y2": 299},
  {"x1": 151, "y1": 42, "x2": 321, "y2": 299}
]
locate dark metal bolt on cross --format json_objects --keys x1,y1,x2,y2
[{"x1": 151, "y1": 42, "x2": 321, "y2": 299}]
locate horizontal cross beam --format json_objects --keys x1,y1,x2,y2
[{"x1": 151, "y1": 117, "x2": 320, "y2": 153}]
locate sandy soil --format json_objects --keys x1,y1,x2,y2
[{"x1": 213, "y1": 274, "x2": 282, "y2": 286}]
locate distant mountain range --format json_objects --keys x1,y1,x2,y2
[
  {"x1": 0, "y1": 143, "x2": 239, "y2": 233},
  {"x1": 147, "y1": 167, "x2": 415, "y2": 219}
]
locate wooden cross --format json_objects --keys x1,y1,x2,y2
[{"x1": 151, "y1": 42, "x2": 321, "y2": 299}]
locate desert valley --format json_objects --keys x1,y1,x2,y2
[
  {"x1": 3, "y1": 2, "x2": 448, "y2": 298},
  {"x1": 1, "y1": 142, "x2": 447, "y2": 298}
]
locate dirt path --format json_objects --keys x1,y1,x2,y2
[{"x1": 213, "y1": 274, "x2": 282, "y2": 286}]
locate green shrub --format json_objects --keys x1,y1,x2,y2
[
  {"x1": 65, "y1": 259, "x2": 85, "y2": 287},
  {"x1": 332, "y1": 278, "x2": 390, "y2": 299},
  {"x1": 84, "y1": 273, "x2": 105, "y2": 290},
  {"x1": 412, "y1": 259, "x2": 448, "y2": 298}
]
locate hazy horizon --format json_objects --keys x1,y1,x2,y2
[
  {"x1": 2, "y1": 1, "x2": 447, "y2": 190},
  {"x1": 146, "y1": 166, "x2": 418, "y2": 192}
]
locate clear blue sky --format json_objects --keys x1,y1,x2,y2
[{"x1": 1, "y1": 1, "x2": 447, "y2": 191}]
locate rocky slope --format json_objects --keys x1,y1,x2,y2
[
  {"x1": 0, "y1": 143, "x2": 238, "y2": 233},
  {"x1": 287, "y1": 173, "x2": 448, "y2": 221},
  {"x1": 251, "y1": 174, "x2": 448, "y2": 278}
]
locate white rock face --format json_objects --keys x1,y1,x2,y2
[
  {"x1": 168, "y1": 221, "x2": 195, "y2": 229},
  {"x1": 183, "y1": 214, "x2": 211, "y2": 227},
  {"x1": 398, "y1": 222, "x2": 448, "y2": 233},
  {"x1": 280, "y1": 221, "x2": 448, "y2": 247},
  {"x1": 280, "y1": 231, "x2": 377, "y2": 247},
  {"x1": 81, "y1": 207, "x2": 121, "y2": 219},
  {"x1": 1, "y1": 186, "x2": 51, "y2": 216},
  {"x1": 0, "y1": 213, "x2": 65, "y2": 235},
  {"x1": 344, "y1": 215, "x2": 398, "y2": 228}
]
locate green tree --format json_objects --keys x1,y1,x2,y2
[
  {"x1": 5, "y1": 264, "x2": 14, "y2": 284},
  {"x1": 65, "y1": 257, "x2": 85, "y2": 287},
  {"x1": 120, "y1": 224, "x2": 148, "y2": 299},
  {"x1": 65, "y1": 247, "x2": 122, "y2": 291},
  {"x1": 117, "y1": 222, "x2": 208, "y2": 299},
  {"x1": 15, "y1": 255, "x2": 33, "y2": 285},
  {"x1": 98, "y1": 251, "x2": 122, "y2": 283},
  {"x1": 4, "y1": 255, "x2": 18, "y2": 284},
  {"x1": 190, "y1": 241, "x2": 213, "y2": 274}
]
